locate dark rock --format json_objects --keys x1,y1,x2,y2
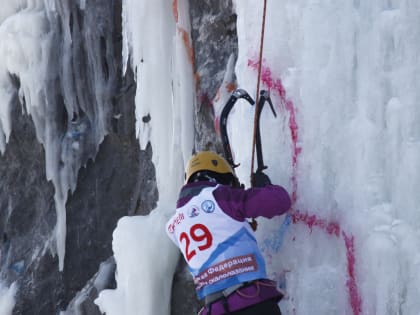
[
  {"x1": 63, "y1": 257, "x2": 116, "y2": 315},
  {"x1": 0, "y1": 95, "x2": 61, "y2": 315},
  {"x1": 189, "y1": 0, "x2": 238, "y2": 152},
  {"x1": 171, "y1": 257, "x2": 202, "y2": 315}
]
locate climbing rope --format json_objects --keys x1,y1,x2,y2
[{"x1": 250, "y1": 0, "x2": 268, "y2": 182}]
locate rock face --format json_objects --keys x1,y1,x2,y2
[
  {"x1": 0, "y1": 90, "x2": 61, "y2": 314},
  {"x1": 190, "y1": 0, "x2": 238, "y2": 152},
  {"x1": 0, "y1": 0, "x2": 237, "y2": 314}
]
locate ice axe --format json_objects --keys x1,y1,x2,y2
[
  {"x1": 220, "y1": 88, "x2": 255, "y2": 168},
  {"x1": 254, "y1": 90, "x2": 277, "y2": 174}
]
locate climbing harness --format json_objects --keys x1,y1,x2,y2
[{"x1": 200, "y1": 280, "x2": 282, "y2": 315}]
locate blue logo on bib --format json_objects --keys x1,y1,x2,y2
[{"x1": 201, "y1": 200, "x2": 215, "y2": 213}]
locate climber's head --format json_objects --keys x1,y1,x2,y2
[{"x1": 185, "y1": 151, "x2": 239, "y2": 187}]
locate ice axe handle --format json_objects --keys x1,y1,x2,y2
[{"x1": 255, "y1": 90, "x2": 276, "y2": 173}]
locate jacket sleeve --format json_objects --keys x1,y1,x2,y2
[{"x1": 213, "y1": 184, "x2": 291, "y2": 221}]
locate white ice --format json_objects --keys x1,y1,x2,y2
[
  {"x1": 0, "y1": 282, "x2": 17, "y2": 315},
  {"x1": 231, "y1": 1, "x2": 420, "y2": 314},
  {"x1": 95, "y1": 0, "x2": 195, "y2": 314},
  {"x1": 0, "y1": 0, "x2": 113, "y2": 271}
]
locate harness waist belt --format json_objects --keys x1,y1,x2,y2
[{"x1": 204, "y1": 283, "x2": 246, "y2": 305}]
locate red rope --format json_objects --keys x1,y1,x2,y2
[{"x1": 250, "y1": 0, "x2": 268, "y2": 182}]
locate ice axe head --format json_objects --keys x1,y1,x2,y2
[
  {"x1": 259, "y1": 90, "x2": 277, "y2": 117},
  {"x1": 234, "y1": 89, "x2": 255, "y2": 105}
]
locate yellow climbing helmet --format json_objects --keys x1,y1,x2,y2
[{"x1": 185, "y1": 151, "x2": 236, "y2": 184}]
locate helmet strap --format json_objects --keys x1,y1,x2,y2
[{"x1": 190, "y1": 171, "x2": 218, "y2": 184}]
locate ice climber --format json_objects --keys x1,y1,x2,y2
[{"x1": 166, "y1": 151, "x2": 291, "y2": 315}]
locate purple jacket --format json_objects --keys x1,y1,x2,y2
[{"x1": 177, "y1": 181, "x2": 291, "y2": 221}]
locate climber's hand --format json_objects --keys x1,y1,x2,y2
[{"x1": 251, "y1": 171, "x2": 272, "y2": 187}]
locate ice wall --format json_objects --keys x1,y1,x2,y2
[
  {"x1": 230, "y1": 1, "x2": 420, "y2": 314},
  {"x1": 121, "y1": 0, "x2": 194, "y2": 197}
]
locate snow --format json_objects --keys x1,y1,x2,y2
[{"x1": 1, "y1": 0, "x2": 420, "y2": 314}]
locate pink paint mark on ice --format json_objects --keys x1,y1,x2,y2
[
  {"x1": 249, "y1": 58, "x2": 363, "y2": 315},
  {"x1": 248, "y1": 59, "x2": 300, "y2": 203},
  {"x1": 343, "y1": 233, "x2": 362, "y2": 315},
  {"x1": 292, "y1": 210, "x2": 341, "y2": 237}
]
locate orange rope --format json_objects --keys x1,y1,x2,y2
[{"x1": 250, "y1": 0, "x2": 268, "y2": 183}]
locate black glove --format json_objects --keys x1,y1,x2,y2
[{"x1": 252, "y1": 171, "x2": 272, "y2": 187}]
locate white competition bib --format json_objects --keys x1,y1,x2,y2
[
  {"x1": 167, "y1": 186, "x2": 249, "y2": 269},
  {"x1": 166, "y1": 186, "x2": 267, "y2": 299}
]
